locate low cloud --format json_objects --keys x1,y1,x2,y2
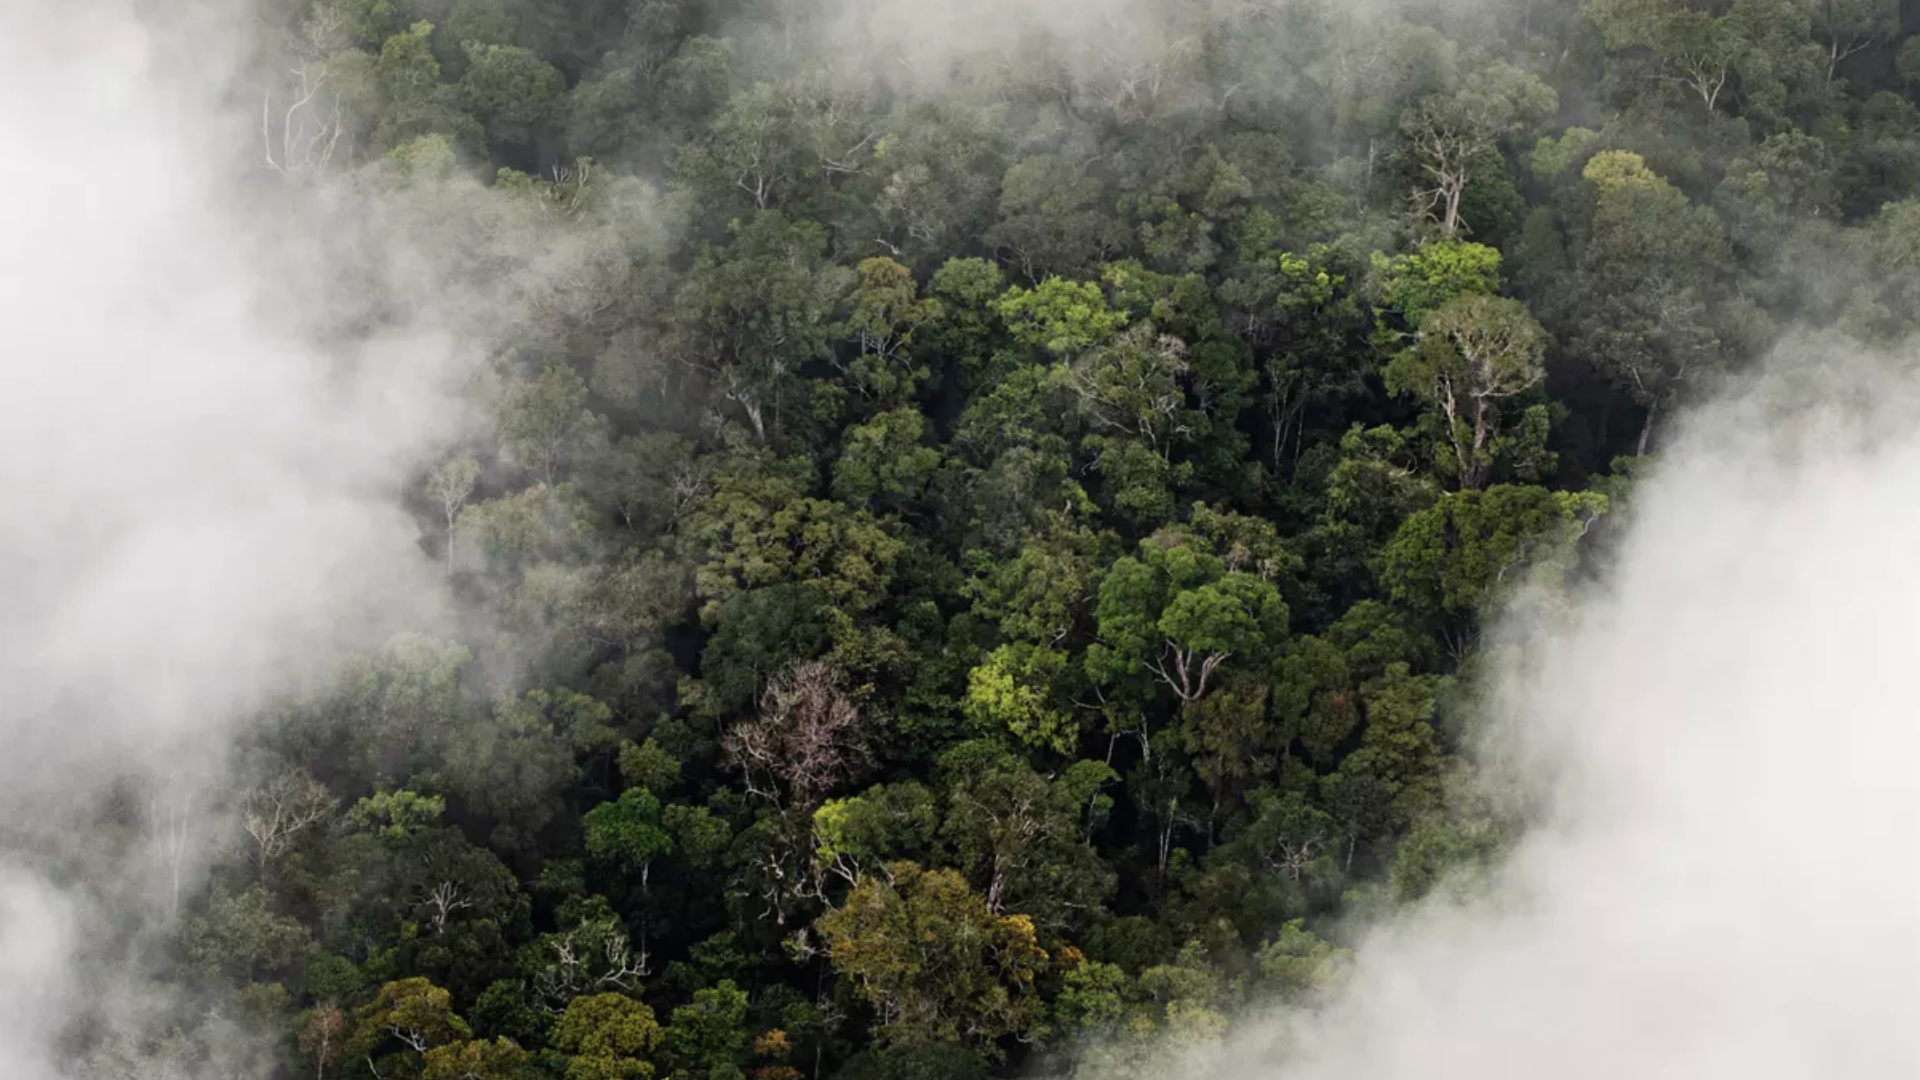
[{"x1": 1167, "y1": 331, "x2": 1920, "y2": 1078}]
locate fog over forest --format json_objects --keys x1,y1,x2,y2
[{"x1": 4, "y1": 0, "x2": 1920, "y2": 1078}]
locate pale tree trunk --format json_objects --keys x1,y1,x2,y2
[{"x1": 149, "y1": 772, "x2": 199, "y2": 919}]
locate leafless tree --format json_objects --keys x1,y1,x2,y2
[
  {"x1": 262, "y1": 10, "x2": 350, "y2": 177},
  {"x1": 299, "y1": 1006, "x2": 345, "y2": 1080},
  {"x1": 147, "y1": 769, "x2": 202, "y2": 918},
  {"x1": 424, "y1": 880, "x2": 472, "y2": 936},
  {"x1": 531, "y1": 916, "x2": 649, "y2": 1010},
  {"x1": 240, "y1": 769, "x2": 336, "y2": 872},
  {"x1": 424, "y1": 456, "x2": 479, "y2": 574},
  {"x1": 724, "y1": 660, "x2": 868, "y2": 811}
]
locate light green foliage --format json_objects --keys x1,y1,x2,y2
[
  {"x1": 377, "y1": 21, "x2": 442, "y2": 109},
  {"x1": 663, "y1": 803, "x2": 733, "y2": 871},
  {"x1": 923, "y1": 256, "x2": 1012, "y2": 377},
  {"x1": 962, "y1": 642, "x2": 1075, "y2": 754},
  {"x1": 994, "y1": 278, "x2": 1129, "y2": 356},
  {"x1": 387, "y1": 132, "x2": 460, "y2": 181},
  {"x1": 663, "y1": 981, "x2": 751, "y2": 1078},
  {"x1": 1053, "y1": 958, "x2": 1129, "y2": 1037},
  {"x1": 811, "y1": 782, "x2": 941, "y2": 887},
  {"x1": 349, "y1": 789, "x2": 447, "y2": 845},
  {"x1": 350, "y1": 977, "x2": 472, "y2": 1058},
  {"x1": 1371, "y1": 240, "x2": 1502, "y2": 329},
  {"x1": 584, "y1": 788, "x2": 675, "y2": 876},
  {"x1": 1255, "y1": 921, "x2": 1352, "y2": 1002},
  {"x1": 1529, "y1": 126, "x2": 1601, "y2": 180},
  {"x1": 683, "y1": 456, "x2": 905, "y2": 629},
  {"x1": 962, "y1": 519, "x2": 1108, "y2": 644}
]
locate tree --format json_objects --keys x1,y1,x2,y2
[
  {"x1": 1371, "y1": 239, "x2": 1503, "y2": 332},
  {"x1": 524, "y1": 902, "x2": 651, "y2": 1011},
  {"x1": 1088, "y1": 538, "x2": 1289, "y2": 706},
  {"x1": 299, "y1": 1005, "x2": 347, "y2": 1080},
  {"x1": 666, "y1": 213, "x2": 853, "y2": 441},
  {"x1": 180, "y1": 884, "x2": 312, "y2": 983},
  {"x1": 498, "y1": 362, "x2": 604, "y2": 485},
  {"x1": 350, "y1": 977, "x2": 472, "y2": 1058},
  {"x1": 723, "y1": 660, "x2": 868, "y2": 811},
  {"x1": 993, "y1": 277, "x2": 1128, "y2": 357},
  {"x1": 683, "y1": 455, "x2": 904, "y2": 627},
  {"x1": 1799, "y1": 0, "x2": 1896, "y2": 83},
  {"x1": 1381, "y1": 484, "x2": 1607, "y2": 657},
  {"x1": 987, "y1": 155, "x2": 1129, "y2": 281},
  {"x1": 1400, "y1": 63, "x2": 1556, "y2": 237},
  {"x1": 662, "y1": 981, "x2": 751, "y2": 1079},
  {"x1": 1064, "y1": 326, "x2": 1194, "y2": 463},
  {"x1": 962, "y1": 643, "x2": 1076, "y2": 755},
  {"x1": 816, "y1": 863, "x2": 1049, "y2": 1052},
  {"x1": 585, "y1": 788, "x2": 675, "y2": 889},
  {"x1": 422, "y1": 1037, "x2": 532, "y2": 1080},
  {"x1": 238, "y1": 769, "x2": 335, "y2": 873},
  {"x1": 1571, "y1": 151, "x2": 1730, "y2": 453},
  {"x1": 834, "y1": 258, "x2": 941, "y2": 406},
  {"x1": 554, "y1": 993, "x2": 664, "y2": 1080},
  {"x1": 1585, "y1": 0, "x2": 1816, "y2": 116},
  {"x1": 371, "y1": 21, "x2": 480, "y2": 151},
  {"x1": 455, "y1": 42, "x2": 565, "y2": 150},
  {"x1": 425, "y1": 455, "x2": 481, "y2": 572},
  {"x1": 940, "y1": 755, "x2": 1117, "y2": 930},
  {"x1": 832, "y1": 408, "x2": 942, "y2": 512},
  {"x1": 1385, "y1": 294, "x2": 1549, "y2": 489}
]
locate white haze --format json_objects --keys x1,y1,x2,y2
[
  {"x1": 8, "y1": 0, "x2": 1920, "y2": 1078},
  {"x1": 1164, "y1": 332, "x2": 1920, "y2": 1078},
  {"x1": 0, "y1": 1, "x2": 497, "y2": 1075}
]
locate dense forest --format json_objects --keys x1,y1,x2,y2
[{"x1": 81, "y1": 0, "x2": 1920, "y2": 1076}]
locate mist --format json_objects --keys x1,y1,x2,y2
[
  {"x1": 0, "y1": 1, "x2": 520, "y2": 1074},
  {"x1": 1116, "y1": 331, "x2": 1920, "y2": 1078},
  {"x1": 6, "y1": 0, "x2": 1917, "y2": 1077}
]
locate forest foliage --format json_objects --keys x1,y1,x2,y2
[{"x1": 110, "y1": 0, "x2": 1920, "y2": 1076}]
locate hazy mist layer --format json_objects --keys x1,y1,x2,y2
[
  {"x1": 1179, "y1": 335, "x2": 1920, "y2": 1078},
  {"x1": 5, "y1": 0, "x2": 1918, "y2": 1078},
  {"x1": 0, "y1": 3, "x2": 469, "y2": 1074}
]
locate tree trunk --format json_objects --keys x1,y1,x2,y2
[{"x1": 1637, "y1": 401, "x2": 1656, "y2": 457}]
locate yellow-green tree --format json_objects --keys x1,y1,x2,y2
[{"x1": 817, "y1": 863, "x2": 1050, "y2": 1054}]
